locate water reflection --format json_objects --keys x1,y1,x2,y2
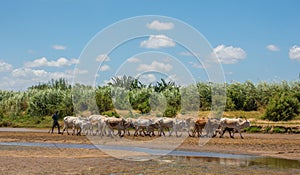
[
  {"x1": 249, "y1": 157, "x2": 300, "y2": 169},
  {"x1": 162, "y1": 155, "x2": 300, "y2": 169}
]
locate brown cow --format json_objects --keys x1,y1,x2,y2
[
  {"x1": 191, "y1": 118, "x2": 207, "y2": 137},
  {"x1": 105, "y1": 117, "x2": 127, "y2": 137}
]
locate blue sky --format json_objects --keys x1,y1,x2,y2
[{"x1": 0, "y1": 0, "x2": 300, "y2": 90}]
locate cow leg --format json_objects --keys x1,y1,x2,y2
[
  {"x1": 107, "y1": 128, "x2": 113, "y2": 138},
  {"x1": 143, "y1": 129, "x2": 148, "y2": 136},
  {"x1": 237, "y1": 129, "x2": 244, "y2": 139},
  {"x1": 158, "y1": 129, "x2": 162, "y2": 136},
  {"x1": 72, "y1": 126, "x2": 75, "y2": 135},
  {"x1": 161, "y1": 128, "x2": 166, "y2": 136},
  {"x1": 229, "y1": 129, "x2": 235, "y2": 139},
  {"x1": 188, "y1": 129, "x2": 193, "y2": 137},
  {"x1": 231, "y1": 129, "x2": 236, "y2": 138},
  {"x1": 229, "y1": 130, "x2": 234, "y2": 138},
  {"x1": 67, "y1": 127, "x2": 70, "y2": 135},
  {"x1": 168, "y1": 128, "x2": 173, "y2": 137},
  {"x1": 64, "y1": 127, "x2": 69, "y2": 135},
  {"x1": 126, "y1": 130, "x2": 130, "y2": 136},
  {"x1": 100, "y1": 127, "x2": 104, "y2": 137},
  {"x1": 119, "y1": 129, "x2": 125, "y2": 137},
  {"x1": 61, "y1": 127, "x2": 66, "y2": 135},
  {"x1": 139, "y1": 129, "x2": 144, "y2": 137},
  {"x1": 191, "y1": 127, "x2": 196, "y2": 137},
  {"x1": 219, "y1": 127, "x2": 225, "y2": 138},
  {"x1": 133, "y1": 129, "x2": 139, "y2": 136},
  {"x1": 199, "y1": 128, "x2": 203, "y2": 137},
  {"x1": 197, "y1": 128, "x2": 201, "y2": 137},
  {"x1": 191, "y1": 127, "x2": 195, "y2": 137},
  {"x1": 98, "y1": 125, "x2": 102, "y2": 137},
  {"x1": 78, "y1": 128, "x2": 81, "y2": 136}
]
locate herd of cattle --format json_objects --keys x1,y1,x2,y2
[{"x1": 59, "y1": 115, "x2": 251, "y2": 139}]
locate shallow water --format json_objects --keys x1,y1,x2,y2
[
  {"x1": 0, "y1": 141, "x2": 299, "y2": 169},
  {"x1": 0, "y1": 141, "x2": 251, "y2": 158}
]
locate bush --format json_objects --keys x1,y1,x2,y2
[
  {"x1": 264, "y1": 126, "x2": 272, "y2": 133},
  {"x1": 263, "y1": 92, "x2": 300, "y2": 121},
  {"x1": 163, "y1": 107, "x2": 177, "y2": 117},
  {"x1": 101, "y1": 110, "x2": 120, "y2": 117},
  {"x1": 272, "y1": 127, "x2": 286, "y2": 133},
  {"x1": 245, "y1": 126, "x2": 261, "y2": 133}
]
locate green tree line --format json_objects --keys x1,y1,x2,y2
[{"x1": 0, "y1": 77, "x2": 299, "y2": 127}]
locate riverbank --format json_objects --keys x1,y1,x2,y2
[{"x1": 0, "y1": 130, "x2": 299, "y2": 174}]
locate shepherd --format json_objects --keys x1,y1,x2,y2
[{"x1": 51, "y1": 111, "x2": 61, "y2": 134}]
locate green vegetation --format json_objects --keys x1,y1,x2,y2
[
  {"x1": 272, "y1": 127, "x2": 286, "y2": 133},
  {"x1": 263, "y1": 92, "x2": 300, "y2": 121},
  {"x1": 0, "y1": 77, "x2": 300, "y2": 127},
  {"x1": 245, "y1": 126, "x2": 262, "y2": 133}
]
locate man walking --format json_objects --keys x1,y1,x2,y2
[{"x1": 51, "y1": 111, "x2": 61, "y2": 134}]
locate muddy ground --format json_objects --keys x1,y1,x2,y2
[{"x1": 0, "y1": 131, "x2": 299, "y2": 174}]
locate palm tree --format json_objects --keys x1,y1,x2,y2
[{"x1": 108, "y1": 75, "x2": 145, "y2": 90}]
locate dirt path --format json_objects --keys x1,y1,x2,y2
[{"x1": 0, "y1": 131, "x2": 299, "y2": 160}]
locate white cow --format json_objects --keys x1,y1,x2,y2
[
  {"x1": 155, "y1": 117, "x2": 175, "y2": 136},
  {"x1": 173, "y1": 119, "x2": 189, "y2": 137},
  {"x1": 88, "y1": 115, "x2": 107, "y2": 135},
  {"x1": 146, "y1": 118, "x2": 161, "y2": 137},
  {"x1": 204, "y1": 118, "x2": 221, "y2": 137},
  {"x1": 219, "y1": 118, "x2": 251, "y2": 139},
  {"x1": 97, "y1": 116, "x2": 108, "y2": 137},
  {"x1": 133, "y1": 118, "x2": 154, "y2": 136},
  {"x1": 73, "y1": 117, "x2": 91, "y2": 135},
  {"x1": 61, "y1": 116, "x2": 78, "y2": 135}
]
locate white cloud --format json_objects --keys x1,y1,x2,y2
[
  {"x1": 25, "y1": 57, "x2": 79, "y2": 67},
  {"x1": 146, "y1": 20, "x2": 174, "y2": 30},
  {"x1": 12, "y1": 68, "x2": 48, "y2": 77},
  {"x1": 179, "y1": 51, "x2": 200, "y2": 57},
  {"x1": 140, "y1": 35, "x2": 176, "y2": 49},
  {"x1": 96, "y1": 54, "x2": 111, "y2": 62},
  {"x1": 289, "y1": 45, "x2": 300, "y2": 61},
  {"x1": 166, "y1": 74, "x2": 177, "y2": 82},
  {"x1": 137, "y1": 60, "x2": 172, "y2": 72},
  {"x1": 99, "y1": 64, "x2": 110, "y2": 71},
  {"x1": 127, "y1": 57, "x2": 141, "y2": 63},
  {"x1": 266, "y1": 44, "x2": 280, "y2": 51},
  {"x1": 213, "y1": 45, "x2": 246, "y2": 64},
  {"x1": 0, "y1": 61, "x2": 13, "y2": 72},
  {"x1": 52, "y1": 45, "x2": 67, "y2": 50},
  {"x1": 139, "y1": 74, "x2": 157, "y2": 84},
  {"x1": 226, "y1": 71, "x2": 234, "y2": 75},
  {"x1": 189, "y1": 61, "x2": 203, "y2": 69},
  {"x1": 68, "y1": 68, "x2": 88, "y2": 75},
  {"x1": 7, "y1": 67, "x2": 74, "y2": 90}
]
